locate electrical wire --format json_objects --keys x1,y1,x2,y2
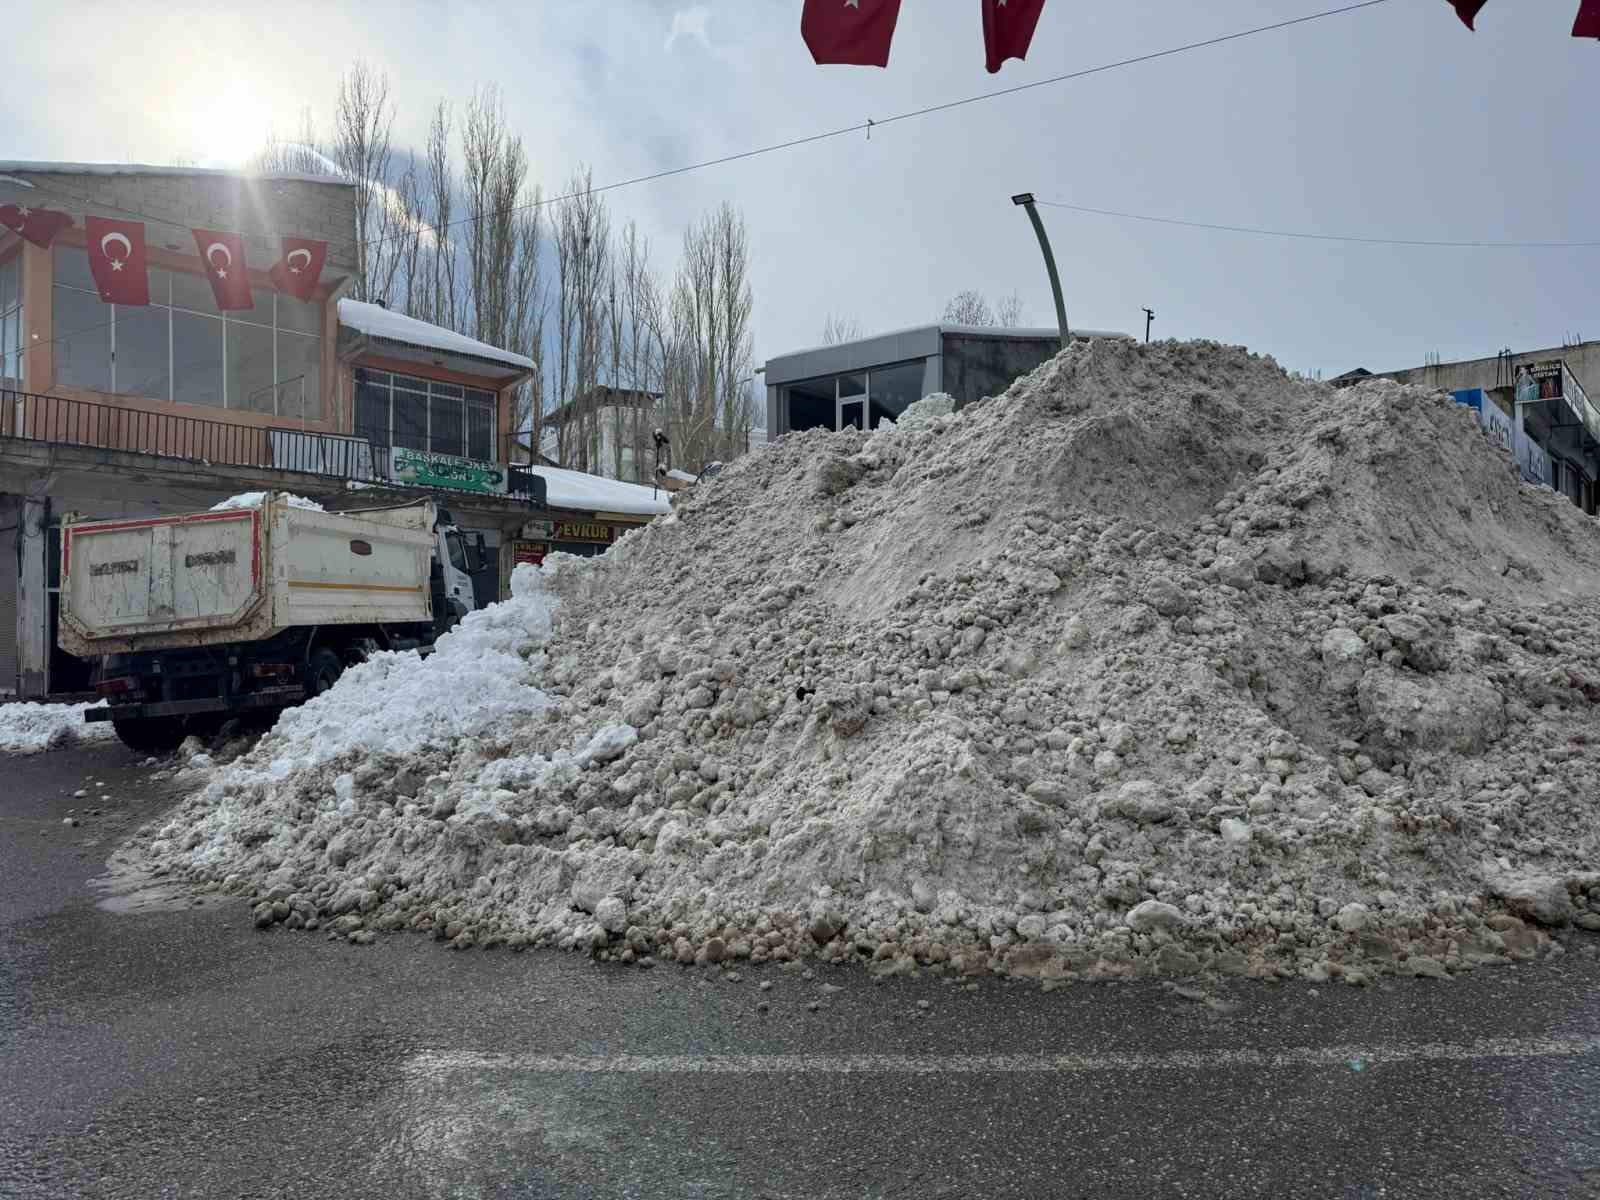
[
  {"x1": 6, "y1": 0, "x2": 1395, "y2": 268},
  {"x1": 9, "y1": 0, "x2": 1395, "y2": 362},
  {"x1": 1035, "y1": 199, "x2": 1600, "y2": 249}
]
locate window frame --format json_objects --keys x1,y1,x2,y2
[
  {"x1": 48, "y1": 245, "x2": 322, "y2": 417},
  {"x1": 354, "y1": 366, "x2": 499, "y2": 462}
]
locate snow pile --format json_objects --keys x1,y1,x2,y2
[
  {"x1": 134, "y1": 339, "x2": 1600, "y2": 983},
  {"x1": 0, "y1": 701, "x2": 114, "y2": 754},
  {"x1": 887, "y1": 391, "x2": 955, "y2": 432},
  {"x1": 211, "y1": 492, "x2": 324, "y2": 513}
]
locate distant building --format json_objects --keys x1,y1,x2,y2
[
  {"x1": 763, "y1": 322, "x2": 1130, "y2": 436},
  {"x1": 1337, "y1": 340, "x2": 1600, "y2": 515}
]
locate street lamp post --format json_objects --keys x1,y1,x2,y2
[{"x1": 1011, "y1": 193, "x2": 1069, "y2": 350}]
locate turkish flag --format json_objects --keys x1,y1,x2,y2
[
  {"x1": 802, "y1": 0, "x2": 902, "y2": 67},
  {"x1": 1575, "y1": 0, "x2": 1600, "y2": 37},
  {"x1": 84, "y1": 216, "x2": 150, "y2": 306},
  {"x1": 0, "y1": 203, "x2": 72, "y2": 249},
  {"x1": 268, "y1": 236, "x2": 328, "y2": 301},
  {"x1": 192, "y1": 228, "x2": 253, "y2": 311},
  {"x1": 1449, "y1": 1, "x2": 1488, "y2": 29},
  {"x1": 984, "y1": 0, "x2": 1049, "y2": 72}
]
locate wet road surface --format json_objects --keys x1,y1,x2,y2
[{"x1": 3, "y1": 742, "x2": 1599, "y2": 1199}]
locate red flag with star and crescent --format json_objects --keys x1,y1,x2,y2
[
  {"x1": 268, "y1": 236, "x2": 328, "y2": 301},
  {"x1": 802, "y1": 0, "x2": 903, "y2": 67},
  {"x1": 0, "y1": 203, "x2": 73, "y2": 249},
  {"x1": 1449, "y1": 1, "x2": 1488, "y2": 29},
  {"x1": 84, "y1": 216, "x2": 150, "y2": 306},
  {"x1": 983, "y1": 0, "x2": 1049, "y2": 73},
  {"x1": 191, "y1": 228, "x2": 253, "y2": 311}
]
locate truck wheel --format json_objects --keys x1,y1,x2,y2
[
  {"x1": 111, "y1": 717, "x2": 188, "y2": 755},
  {"x1": 307, "y1": 648, "x2": 345, "y2": 697}
]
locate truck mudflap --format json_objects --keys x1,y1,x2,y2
[{"x1": 84, "y1": 686, "x2": 305, "y2": 723}]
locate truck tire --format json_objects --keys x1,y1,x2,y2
[
  {"x1": 111, "y1": 717, "x2": 188, "y2": 755},
  {"x1": 307, "y1": 647, "x2": 345, "y2": 697}
]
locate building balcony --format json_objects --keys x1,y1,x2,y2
[{"x1": 0, "y1": 386, "x2": 547, "y2": 507}]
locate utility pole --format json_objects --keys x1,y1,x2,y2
[
  {"x1": 1143, "y1": 308, "x2": 1155, "y2": 344},
  {"x1": 1010, "y1": 193, "x2": 1069, "y2": 350}
]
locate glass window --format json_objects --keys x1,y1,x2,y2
[
  {"x1": 227, "y1": 317, "x2": 276, "y2": 412},
  {"x1": 467, "y1": 400, "x2": 495, "y2": 462},
  {"x1": 446, "y1": 531, "x2": 468, "y2": 572},
  {"x1": 277, "y1": 293, "x2": 322, "y2": 335},
  {"x1": 278, "y1": 332, "x2": 322, "y2": 421},
  {"x1": 392, "y1": 384, "x2": 428, "y2": 450},
  {"x1": 355, "y1": 369, "x2": 391, "y2": 445},
  {"x1": 172, "y1": 310, "x2": 223, "y2": 408},
  {"x1": 1, "y1": 309, "x2": 20, "y2": 384},
  {"x1": 52, "y1": 285, "x2": 111, "y2": 392},
  {"x1": 429, "y1": 390, "x2": 463, "y2": 456},
  {"x1": 53, "y1": 245, "x2": 96, "y2": 291},
  {"x1": 785, "y1": 377, "x2": 835, "y2": 433},
  {"x1": 0, "y1": 256, "x2": 17, "y2": 310},
  {"x1": 171, "y1": 269, "x2": 220, "y2": 314},
  {"x1": 868, "y1": 360, "x2": 924, "y2": 428},
  {"x1": 115, "y1": 305, "x2": 170, "y2": 401}
]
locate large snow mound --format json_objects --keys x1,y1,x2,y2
[
  {"x1": 0, "y1": 701, "x2": 115, "y2": 754},
  {"x1": 132, "y1": 339, "x2": 1600, "y2": 983}
]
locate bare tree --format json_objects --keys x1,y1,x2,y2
[
  {"x1": 419, "y1": 100, "x2": 459, "y2": 329},
  {"x1": 821, "y1": 313, "x2": 863, "y2": 345},
  {"x1": 251, "y1": 108, "x2": 330, "y2": 175},
  {"x1": 994, "y1": 290, "x2": 1024, "y2": 327},
  {"x1": 331, "y1": 61, "x2": 401, "y2": 304},
  {"x1": 942, "y1": 289, "x2": 996, "y2": 326},
  {"x1": 553, "y1": 167, "x2": 611, "y2": 472}
]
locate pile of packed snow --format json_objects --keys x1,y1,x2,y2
[
  {"x1": 0, "y1": 701, "x2": 115, "y2": 754},
  {"x1": 135, "y1": 339, "x2": 1600, "y2": 983},
  {"x1": 210, "y1": 492, "x2": 324, "y2": 512}
]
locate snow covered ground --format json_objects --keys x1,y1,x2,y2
[
  {"x1": 0, "y1": 701, "x2": 115, "y2": 754},
  {"x1": 211, "y1": 492, "x2": 324, "y2": 512}
]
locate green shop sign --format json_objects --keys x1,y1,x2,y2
[{"x1": 390, "y1": 447, "x2": 508, "y2": 495}]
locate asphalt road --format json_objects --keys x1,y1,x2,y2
[{"x1": 2, "y1": 741, "x2": 1599, "y2": 1200}]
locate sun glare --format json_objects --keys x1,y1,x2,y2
[{"x1": 187, "y1": 82, "x2": 273, "y2": 168}]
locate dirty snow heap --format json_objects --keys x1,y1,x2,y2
[{"x1": 136, "y1": 339, "x2": 1600, "y2": 982}]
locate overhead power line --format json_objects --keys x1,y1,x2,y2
[
  {"x1": 10, "y1": 0, "x2": 1395, "y2": 269},
  {"x1": 1035, "y1": 199, "x2": 1600, "y2": 249}
]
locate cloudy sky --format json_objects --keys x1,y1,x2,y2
[{"x1": 4, "y1": 1, "x2": 1596, "y2": 377}]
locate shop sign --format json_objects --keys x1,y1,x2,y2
[
  {"x1": 390, "y1": 447, "x2": 508, "y2": 495},
  {"x1": 551, "y1": 520, "x2": 615, "y2": 544},
  {"x1": 512, "y1": 540, "x2": 548, "y2": 568}
]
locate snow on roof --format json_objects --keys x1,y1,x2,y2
[
  {"x1": 529, "y1": 465, "x2": 671, "y2": 517},
  {"x1": 338, "y1": 299, "x2": 536, "y2": 372},
  {"x1": 0, "y1": 160, "x2": 355, "y2": 187}
]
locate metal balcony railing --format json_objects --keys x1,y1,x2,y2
[{"x1": 0, "y1": 388, "x2": 544, "y2": 506}]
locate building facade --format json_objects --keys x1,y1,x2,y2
[
  {"x1": 1340, "y1": 340, "x2": 1600, "y2": 516},
  {"x1": 1, "y1": 163, "x2": 667, "y2": 698},
  {"x1": 763, "y1": 323, "x2": 1129, "y2": 436}
]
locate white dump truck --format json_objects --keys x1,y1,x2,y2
[{"x1": 58, "y1": 493, "x2": 485, "y2": 752}]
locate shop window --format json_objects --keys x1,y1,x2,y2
[
  {"x1": 869, "y1": 361, "x2": 923, "y2": 428},
  {"x1": 49, "y1": 245, "x2": 323, "y2": 416},
  {"x1": 353, "y1": 367, "x2": 500, "y2": 461}
]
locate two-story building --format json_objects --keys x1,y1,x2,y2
[{"x1": 1, "y1": 162, "x2": 668, "y2": 699}]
